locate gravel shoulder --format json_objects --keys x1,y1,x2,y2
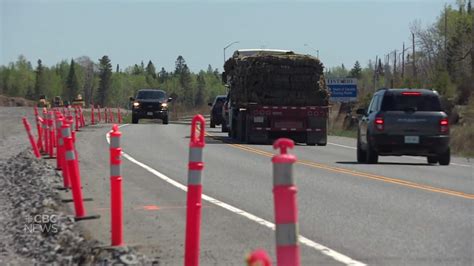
[{"x1": 0, "y1": 107, "x2": 155, "y2": 264}]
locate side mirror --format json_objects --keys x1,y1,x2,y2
[
  {"x1": 356, "y1": 108, "x2": 366, "y2": 115},
  {"x1": 222, "y1": 72, "x2": 227, "y2": 84},
  {"x1": 208, "y1": 103, "x2": 213, "y2": 107},
  {"x1": 129, "y1": 97, "x2": 135, "y2": 101},
  {"x1": 167, "y1": 97, "x2": 173, "y2": 102}
]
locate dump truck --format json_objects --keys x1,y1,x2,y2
[
  {"x1": 37, "y1": 95, "x2": 51, "y2": 108},
  {"x1": 52, "y1": 96, "x2": 64, "y2": 107},
  {"x1": 223, "y1": 49, "x2": 329, "y2": 145},
  {"x1": 71, "y1": 94, "x2": 85, "y2": 108}
]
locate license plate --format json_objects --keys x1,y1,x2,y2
[
  {"x1": 147, "y1": 112, "x2": 153, "y2": 116},
  {"x1": 404, "y1": 136, "x2": 419, "y2": 144},
  {"x1": 254, "y1": 116, "x2": 264, "y2": 123}
]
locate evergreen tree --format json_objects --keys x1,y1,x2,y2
[
  {"x1": 468, "y1": 0, "x2": 472, "y2": 13},
  {"x1": 207, "y1": 64, "x2": 213, "y2": 74},
  {"x1": 349, "y1": 61, "x2": 362, "y2": 79},
  {"x1": 34, "y1": 59, "x2": 47, "y2": 98},
  {"x1": 195, "y1": 71, "x2": 206, "y2": 106},
  {"x1": 180, "y1": 64, "x2": 193, "y2": 106},
  {"x1": 97, "y1": 55, "x2": 112, "y2": 106},
  {"x1": 175, "y1": 55, "x2": 186, "y2": 75},
  {"x1": 116, "y1": 64, "x2": 120, "y2": 73},
  {"x1": 66, "y1": 59, "x2": 80, "y2": 100},
  {"x1": 132, "y1": 64, "x2": 142, "y2": 75},
  {"x1": 158, "y1": 67, "x2": 168, "y2": 83},
  {"x1": 146, "y1": 60, "x2": 157, "y2": 79}
]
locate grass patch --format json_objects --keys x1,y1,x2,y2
[
  {"x1": 450, "y1": 125, "x2": 474, "y2": 158},
  {"x1": 328, "y1": 128, "x2": 357, "y2": 139}
]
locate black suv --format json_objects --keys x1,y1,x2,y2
[
  {"x1": 130, "y1": 89, "x2": 172, "y2": 124},
  {"x1": 208, "y1": 95, "x2": 227, "y2": 128},
  {"x1": 356, "y1": 89, "x2": 450, "y2": 165}
]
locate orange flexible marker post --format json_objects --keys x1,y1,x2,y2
[{"x1": 184, "y1": 115, "x2": 206, "y2": 266}]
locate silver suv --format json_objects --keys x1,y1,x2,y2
[{"x1": 356, "y1": 89, "x2": 450, "y2": 165}]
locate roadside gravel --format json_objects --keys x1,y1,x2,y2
[{"x1": 0, "y1": 107, "x2": 156, "y2": 264}]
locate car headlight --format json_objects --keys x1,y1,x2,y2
[
  {"x1": 161, "y1": 103, "x2": 168, "y2": 108},
  {"x1": 133, "y1": 102, "x2": 140, "y2": 107}
]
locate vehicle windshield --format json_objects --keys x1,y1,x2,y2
[
  {"x1": 381, "y1": 94, "x2": 442, "y2": 111},
  {"x1": 215, "y1": 97, "x2": 226, "y2": 104},
  {"x1": 136, "y1": 90, "x2": 166, "y2": 100}
]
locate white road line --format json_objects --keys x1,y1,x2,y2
[
  {"x1": 328, "y1": 142, "x2": 471, "y2": 168},
  {"x1": 328, "y1": 142, "x2": 356, "y2": 150},
  {"x1": 108, "y1": 124, "x2": 366, "y2": 266}
]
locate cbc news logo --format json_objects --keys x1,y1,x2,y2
[{"x1": 23, "y1": 214, "x2": 60, "y2": 233}]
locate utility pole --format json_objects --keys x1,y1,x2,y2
[
  {"x1": 412, "y1": 32, "x2": 417, "y2": 79},
  {"x1": 393, "y1": 50, "x2": 397, "y2": 79},
  {"x1": 402, "y1": 42, "x2": 405, "y2": 79},
  {"x1": 374, "y1": 55, "x2": 378, "y2": 92},
  {"x1": 444, "y1": 6, "x2": 448, "y2": 69}
]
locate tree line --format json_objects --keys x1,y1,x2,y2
[
  {"x1": 326, "y1": 0, "x2": 473, "y2": 107},
  {"x1": 0, "y1": 55, "x2": 226, "y2": 108}
]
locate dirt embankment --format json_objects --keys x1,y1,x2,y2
[{"x1": 0, "y1": 95, "x2": 35, "y2": 107}]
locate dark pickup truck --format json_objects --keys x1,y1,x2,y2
[
  {"x1": 357, "y1": 88, "x2": 450, "y2": 165},
  {"x1": 130, "y1": 89, "x2": 172, "y2": 124}
]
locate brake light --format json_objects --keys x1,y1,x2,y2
[
  {"x1": 402, "y1": 92, "x2": 421, "y2": 96},
  {"x1": 375, "y1": 117, "x2": 384, "y2": 131},
  {"x1": 440, "y1": 118, "x2": 449, "y2": 133}
]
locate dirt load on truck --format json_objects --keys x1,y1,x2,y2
[{"x1": 223, "y1": 49, "x2": 329, "y2": 145}]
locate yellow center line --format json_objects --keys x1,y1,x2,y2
[{"x1": 206, "y1": 133, "x2": 474, "y2": 200}]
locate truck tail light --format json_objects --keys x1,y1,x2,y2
[
  {"x1": 402, "y1": 91, "x2": 421, "y2": 96},
  {"x1": 440, "y1": 118, "x2": 449, "y2": 133},
  {"x1": 375, "y1": 117, "x2": 384, "y2": 131}
]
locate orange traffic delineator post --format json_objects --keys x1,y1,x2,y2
[
  {"x1": 33, "y1": 106, "x2": 44, "y2": 153},
  {"x1": 59, "y1": 119, "x2": 71, "y2": 189},
  {"x1": 272, "y1": 138, "x2": 300, "y2": 266},
  {"x1": 37, "y1": 116, "x2": 45, "y2": 153},
  {"x1": 55, "y1": 112, "x2": 64, "y2": 170},
  {"x1": 74, "y1": 107, "x2": 80, "y2": 131},
  {"x1": 80, "y1": 107, "x2": 86, "y2": 127},
  {"x1": 91, "y1": 104, "x2": 96, "y2": 125},
  {"x1": 63, "y1": 125, "x2": 100, "y2": 221},
  {"x1": 184, "y1": 114, "x2": 206, "y2": 266},
  {"x1": 48, "y1": 111, "x2": 56, "y2": 158},
  {"x1": 117, "y1": 107, "x2": 122, "y2": 124},
  {"x1": 98, "y1": 105, "x2": 102, "y2": 123},
  {"x1": 49, "y1": 111, "x2": 57, "y2": 151},
  {"x1": 22, "y1": 117, "x2": 41, "y2": 158},
  {"x1": 42, "y1": 109, "x2": 49, "y2": 156},
  {"x1": 246, "y1": 249, "x2": 272, "y2": 266},
  {"x1": 109, "y1": 124, "x2": 123, "y2": 246},
  {"x1": 109, "y1": 108, "x2": 115, "y2": 123}
]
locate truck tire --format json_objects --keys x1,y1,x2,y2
[
  {"x1": 162, "y1": 116, "x2": 169, "y2": 125},
  {"x1": 210, "y1": 120, "x2": 216, "y2": 128},
  {"x1": 222, "y1": 122, "x2": 228, "y2": 132},
  {"x1": 357, "y1": 137, "x2": 366, "y2": 163},
  {"x1": 366, "y1": 134, "x2": 378, "y2": 164},
  {"x1": 132, "y1": 115, "x2": 139, "y2": 124},
  {"x1": 438, "y1": 148, "x2": 450, "y2": 166}
]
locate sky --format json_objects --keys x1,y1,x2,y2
[{"x1": 1, "y1": 0, "x2": 455, "y2": 72}]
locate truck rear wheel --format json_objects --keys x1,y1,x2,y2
[
  {"x1": 438, "y1": 148, "x2": 450, "y2": 166},
  {"x1": 132, "y1": 115, "x2": 139, "y2": 124},
  {"x1": 222, "y1": 122, "x2": 228, "y2": 132}
]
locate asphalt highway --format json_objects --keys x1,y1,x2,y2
[{"x1": 75, "y1": 121, "x2": 473, "y2": 265}]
